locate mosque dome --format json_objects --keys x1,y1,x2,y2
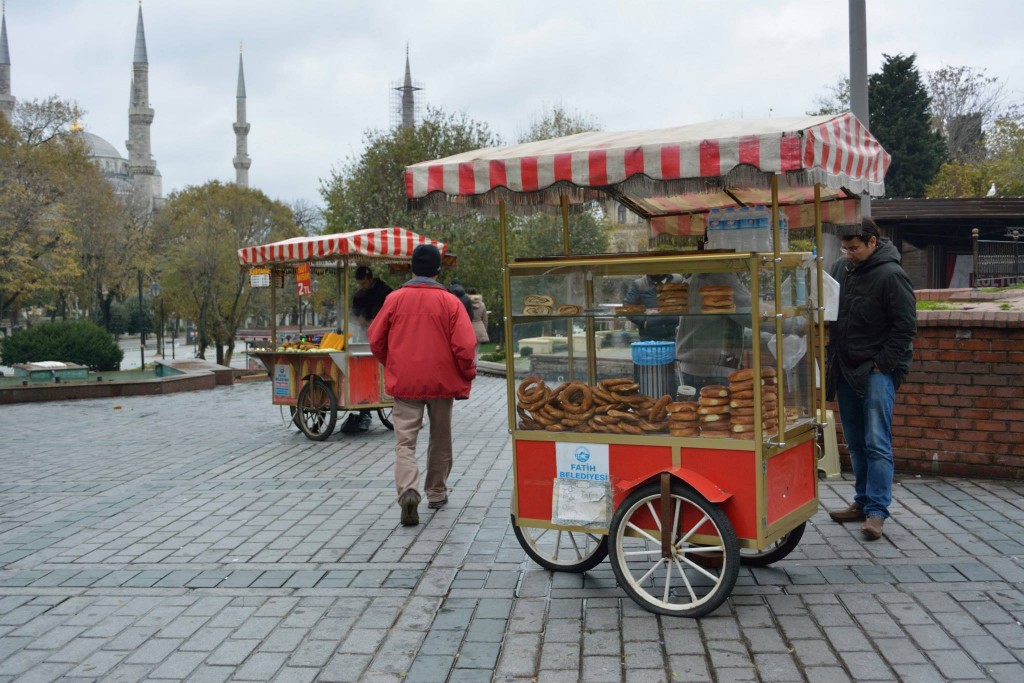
[
  {"x1": 80, "y1": 131, "x2": 132, "y2": 195},
  {"x1": 81, "y1": 131, "x2": 125, "y2": 160}
]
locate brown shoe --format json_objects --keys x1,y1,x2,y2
[
  {"x1": 828, "y1": 502, "x2": 866, "y2": 523},
  {"x1": 399, "y1": 490, "x2": 420, "y2": 527},
  {"x1": 862, "y1": 515, "x2": 884, "y2": 541}
]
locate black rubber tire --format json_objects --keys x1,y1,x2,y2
[
  {"x1": 608, "y1": 481, "x2": 739, "y2": 617},
  {"x1": 295, "y1": 377, "x2": 337, "y2": 441},
  {"x1": 378, "y1": 407, "x2": 394, "y2": 431},
  {"x1": 740, "y1": 521, "x2": 806, "y2": 567},
  {"x1": 513, "y1": 523, "x2": 608, "y2": 573}
]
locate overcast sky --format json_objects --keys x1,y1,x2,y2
[{"x1": 6, "y1": 1, "x2": 1024, "y2": 208}]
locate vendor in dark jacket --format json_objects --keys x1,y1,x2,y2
[
  {"x1": 343, "y1": 266, "x2": 393, "y2": 433},
  {"x1": 352, "y1": 266, "x2": 393, "y2": 326},
  {"x1": 825, "y1": 218, "x2": 916, "y2": 542},
  {"x1": 624, "y1": 274, "x2": 684, "y2": 340}
]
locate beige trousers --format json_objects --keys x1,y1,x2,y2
[{"x1": 392, "y1": 397, "x2": 453, "y2": 504}]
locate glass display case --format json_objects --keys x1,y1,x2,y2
[{"x1": 507, "y1": 250, "x2": 816, "y2": 447}]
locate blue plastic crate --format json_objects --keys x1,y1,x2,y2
[{"x1": 631, "y1": 341, "x2": 675, "y2": 366}]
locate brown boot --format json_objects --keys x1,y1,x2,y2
[
  {"x1": 828, "y1": 501, "x2": 866, "y2": 523},
  {"x1": 862, "y1": 515, "x2": 884, "y2": 541}
]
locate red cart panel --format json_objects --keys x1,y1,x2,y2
[
  {"x1": 766, "y1": 440, "x2": 816, "y2": 526},
  {"x1": 679, "y1": 447, "x2": 758, "y2": 540},
  {"x1": 346, "y1": 355, "x2": 383, "y2": 406}
]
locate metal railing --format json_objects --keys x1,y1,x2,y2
[{"x1": 972, "y1": 228, "x2": 1023, "y2": 287}]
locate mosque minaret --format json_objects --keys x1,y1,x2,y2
[
  {"x1": 0, "y1": 2, "x2": 15, "y2": 122},
  {"x1": 233, "y1": 46, "x2": 251, "y2": 187},
  {"x1": 126, "y1": 4, "x2": 161, "y2": 210}
]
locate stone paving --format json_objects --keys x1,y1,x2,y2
[{"x1": 1, "y1": 376, "x2": 1023, "y2": 682}]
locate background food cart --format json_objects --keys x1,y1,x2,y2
[
  {"x1": 237, "y1": 227, "x2": 454, "y2": 441},
  {"x1": 406, "y1": 113, "x2": 890, "y2": 616}
]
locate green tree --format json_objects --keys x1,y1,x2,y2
[
  {"x1": 925, "y1": 108, "x2": 1024, "y2": 198},
  {"x1": 869, "y1": 54, "x2": 947, "y2": 198},
  {"x1": 983, "y1": 109, "x2": 1024, "y2": 197},
  {"x1": 925, "y1": 160, "x2": 988, "y2": 197},
  {"x1": 0, "y1": 98, "x2": 99, "y2": 329},
  {"x1": 320, "y1": 106, "x2": 504, "y2": 326},
  {"x1": 321, "y1": 106, "x2": 500, "y2": 234},
  {"x1": 153, "y1": 182, "x2": 300, "y2": 364}
]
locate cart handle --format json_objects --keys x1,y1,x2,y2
[{"x1": 614, "y1": 467, "x2": 732, "y2": 504}]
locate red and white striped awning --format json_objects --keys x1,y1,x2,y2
[
  {"x1": 237, "y1": 227, "x2": 450, "y2": 267},
  {"x1": 405, "y1": 113, "x2": 889, "y2": 215}
]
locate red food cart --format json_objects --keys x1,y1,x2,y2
[
  {"x1": 237, "y1": 227, "x2": 454, "y2": 441},
  {"x1": 406, "y1": 113, "x2": 889, "y2": 616}
]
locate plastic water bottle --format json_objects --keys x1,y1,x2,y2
[{"x1": 795, "y1": 267, "x2": 807, "y2": 306}]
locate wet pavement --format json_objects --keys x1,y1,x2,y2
[{"x1": 1, "y1": 376, "x2": 1023, "y2": 682}]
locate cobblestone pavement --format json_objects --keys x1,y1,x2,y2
[{"x1": 1, "y1": 376, "x2": 1023, "y2": 682}]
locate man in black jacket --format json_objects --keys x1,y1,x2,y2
[{"x1": 825, "y1": 218, "x2": 916, "y2": 541}]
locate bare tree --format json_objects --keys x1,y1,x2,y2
[
  {"x1": 290, "y1": 198, "x2": 325, "y2": 236},
  {"x1": 807, "y1": 76, "x2": 850, "y2": 116},
  {"x1": 927, "y1": 65, "x2": 1007, "y2": 163},
  {"x1": 517, "y1": 102, "x2": 601, "y2": 143}
]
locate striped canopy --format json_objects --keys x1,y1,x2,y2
[
  {"x1": 405, "y1": 113, "x2": 889, "y2": 225},
  {"x1": 237, "y1": 227, "x2": 450, "y2": 267}
]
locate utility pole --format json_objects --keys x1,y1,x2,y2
[{"x1": 849, "y1": 0, "x2": 870, "y2": 216}]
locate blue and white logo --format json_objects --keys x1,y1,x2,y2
[{"x1": 556, "y1": 442, "x2": 609, "y2": 482}]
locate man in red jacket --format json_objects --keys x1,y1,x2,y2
[{"x1": 369, "y1": 244, "x2": 477, "y2": 526}]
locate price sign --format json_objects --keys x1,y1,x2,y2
[
  {"x1": 249, "y1": 267, "x2": 271, "y2": 288},
  {"x1": 295, "y1": 263, "x2": 312, "y2": 296}
]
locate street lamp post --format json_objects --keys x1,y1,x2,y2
[
  {"x1": 149, "y1": 281, "x2": 163, "y2": 357},
  {"x1": 137, "y1": 270, "x2": 145, "y2": 371}
]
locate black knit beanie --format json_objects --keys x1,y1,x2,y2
[{"x1": 411, "y1": 244, "x2": 442, "y2": 277}]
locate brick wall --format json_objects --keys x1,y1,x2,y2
[{"x1": 833, "y1": 309, "x2": 1024, "y2": 480}]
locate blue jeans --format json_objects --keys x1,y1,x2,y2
[{"x1": 836, "y1": 371, "x2": 896, "y2": 519}]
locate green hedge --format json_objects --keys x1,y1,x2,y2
[{"x1": 1, "y1": 321, "x2": 124, "y2": 371}]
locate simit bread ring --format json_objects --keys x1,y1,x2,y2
[
  {"x1": 560, "y1": 382, "x2": 593, "y2": 414},
  {"x1": 700, "y1": 385, "x2": 729, "y2": 398},
  {"x1": 520, "y1": 387, "x2": 551, "y2": 412},
  {"x1": 728, "y1": 368, "x2": 754, "y2": 382},
  {"x1": 698, "y1": 405, "x2": 731, "y2": 415},
  {"x1": 619, "y1": 422, "x2": 644, "y2": 435},
  {"x1": 649, "y1": 394, "x2": 673, "y2": 422},
  {"x1": 517, "y1": 377, "x2": 545, "y2": 403}
]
